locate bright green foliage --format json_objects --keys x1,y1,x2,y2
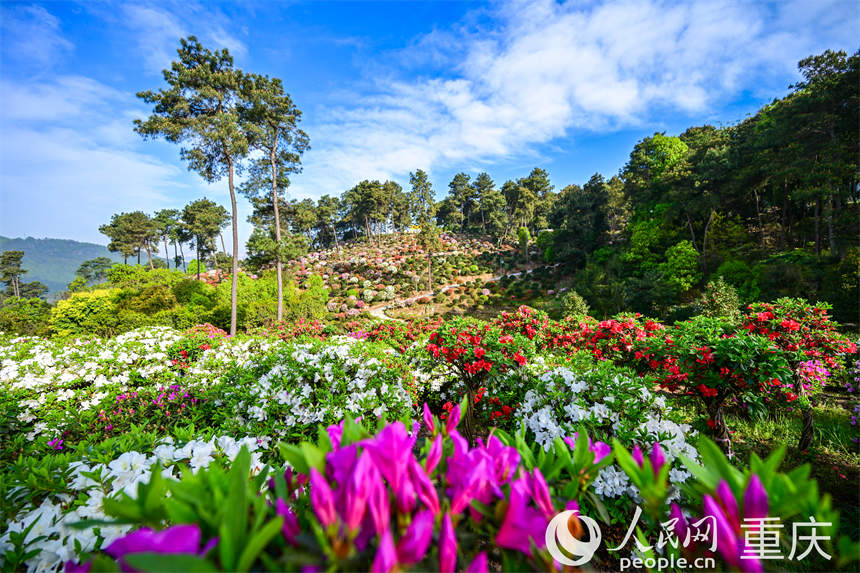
[
  {"x1": 187, "y1": 260, "x2": 207, "y2": 276},
  {"x1": 0, "y1": 297, "x2": 51, "y2": 335},
  {"x1": 560, "y1": 290, "x2": 590, "y2": 319},
  {"x1": 118, "y1": 285, "x2": 179, "y2": 315},
  {"x1": 50, "y1": 289, "x2": 120, "y2": 338},
  {"x1": 663, "y1": 240, "x2": 702, "y2": 292}
]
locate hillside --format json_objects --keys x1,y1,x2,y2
[{"x1": 0, "y1": 236, "x2": 123, "y2": 294}]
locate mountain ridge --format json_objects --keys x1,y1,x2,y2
[{"x1": 0, "y1": 236, "x2": 124, "y2": 294}]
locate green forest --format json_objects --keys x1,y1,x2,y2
[{"x1": 1, "y1": 49, "x2": 856, "y2": 336}]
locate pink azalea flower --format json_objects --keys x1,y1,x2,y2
[
  {"x1": 439, "y1": 513, "x2": 458, "y2": 573},
  {"x1": 396, "y1": 510, "x2": 435, "y2": 564}
]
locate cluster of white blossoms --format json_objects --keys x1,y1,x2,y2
[
  {"x1": 0, "y1": 435, "x2": 269, "y2": 573},
  {"x1": 517, "y1": 367, "x2": 697, "y2": 499},
  {"x1": 0, "y1": 327, "x2": 296, "y2": 440},
  {"x1": 227, "y1": 340, "x2": 412, "y2": 438}
]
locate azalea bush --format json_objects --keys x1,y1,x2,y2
[
  {"x1": 212, "y1": 339, "x2": 416, "y2": 442},
  {"x1": 641, "y1": 316, "x2": 793, "y2": 450},
  {"x1": 166, "y1": 323, "x2": 228, "y2": 370},
  {"x1": 510, "y1": 358, "x2": 698, "y2": 517},
  {"x1": 425, "y1": 316, "x2": 536, "y2": 440},
  {"x1": 742, "y1": 298, "x2": 857, "y2": 448}
]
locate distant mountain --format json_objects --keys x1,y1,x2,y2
[{"x1": 0, "y1": 236, "x2": 124, "y2": 295}]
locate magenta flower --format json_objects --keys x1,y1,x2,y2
[
  {"x1": 396, "y1": 510, "x2": 434, "y2": 565},
  {"x1": 530, "y1": 468, "x2": 555, "y2": 519},
  {"x1": 409, "y1": 457, "x2": 440, "y2": 514},
  {"x1": 631, "y1": 443, "x2": 644, "y2": 467},
  {"x1": 105, "y1": 524, "x2": 216, "y2": 572},
  {"x1": 64, "y1": 561, "x2": 92, "y2": 573},
  {"x1": 363, "y1": 422, "x2": 415, "y2": 493},
  {"x1": 715, "y1": 480, "x2": 740, "y2": 528},
  {"x1": 496, "y1": 475, "x2": 549, "y2": 555},
  {"x1": 326, "y1": 421, "x2": 344, "y2": 450},
  {"x1": 669, "y1": 503, "x2": 689, "y2": 543},
  {"x1": 395, "y1": 473, "x2": 417, "y2": 514},
  {"x1": 425, "y1": 434, "x2": 442, "y2": 473},
  {"x1": 484, "y1": 435, "x2": 520, "y2": 482},
  {"x1": 367, "y1": 469, "x2": 391, "y2": 535},
  {"x1": 650, "y1": 443, "x2": 666, "y2": 476},
  {"x1": 309, "y1": 468, "x2": 337, "y2": 527},
  {"x1": 371, "y1": 529, "x2": 398, "y2": 573},
  {"x1": 744, "y1": 475, "x2": 768, "y2": 520},
  {"x1": 423, "y1": 403, "x2": 435, "y2": 434},
  {"x1": 564, "y1": 434, "x2": 610, "y2": 464},
  {"x1": 446, "y1": 404, "x2": 461, "y2": 433},
  {"x1": 344, "y1": 452, "x2": 375, "y2": 530},
  {"x1": 466, "y1": 552, "x2": 488, "y2": 573},
  {"x1": 439, "y1": 512, "x2": 458, "y2": 573},
  {"x1": 276, "y1": 498, "x2": 300, "y2": 545}
]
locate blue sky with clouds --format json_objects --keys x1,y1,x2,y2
[{"x1": 1, "y1": 0, "x2": 857, "y2": 248}]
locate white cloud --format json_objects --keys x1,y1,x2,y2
[
  {"x1": 289, "y1": 0, "x2": 857, "y2": 199},
  {"x1": 0, "y1": 4, "x2": 74, "y2": 70},
  {"x1": 121, "y1": 3, "x2": 248, "y2": 74}
]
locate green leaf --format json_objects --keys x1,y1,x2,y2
[
  {"x1": 219, "y1": 447, "x2": 250, "y2": 570},
  {"x1": 300, "y1": 443, "x2": 326, "y2": 474},
  {"x1": 278, "y1": 443, "x2": 309, "y2": 475},
  {"x1": 236, "y1": 515, "x2": 284, "y2": 572}
]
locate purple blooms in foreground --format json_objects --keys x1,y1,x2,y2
[
  {"x1": 673, "y1": 475, "x2": 770, "y2": 573},
  {"x1": 77, "y1": 523, "x2": 218, "y2": 573},
  {"x1": 292, "y1": 403, "x2": 608, "y2": 570}
]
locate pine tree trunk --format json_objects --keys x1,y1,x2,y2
[
  {"x1": 163, "y1": 237, "x2": 170, "y2": 269},
  {"x1": 228, "y1": 160, "x2": 239, "y2": 336},
  {"x1": 196, "y1": 243, "x2": 201, "y2": 280},
  {"x1": 331, "y1": 223, "x2": 340, "y2": 254},
  {"x1": 146, "y1": 244, "x2": 154, "y2": 270},
  {"x1": 271, "y1": 148, "x2": 284, "y2": 323}
]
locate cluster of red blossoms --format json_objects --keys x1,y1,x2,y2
[
  {"x1": 492, "y1": 307, "x2": 667, "y2": 367},
  {"x1": 742, "y1": 299, "x2": 856, "y2": 369}
]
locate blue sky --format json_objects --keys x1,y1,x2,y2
[{"x1": 1, "y1": 0, "x2": 857, "y2": 249}]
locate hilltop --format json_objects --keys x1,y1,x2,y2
[{"x1": 0, "y1": 236, "x2": 123, "y2": 294}]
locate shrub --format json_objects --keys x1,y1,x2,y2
[
  {"x1": 50, "y1": 289, "x2": 120, "y2": 338},
  {"x1": 172, "y1": 278, "x2": 214, "y2": 305},
  {"x1": 119, "y1": 285, "x2": 178, "y2": 315},
  {"x1": 643, "y1": 316, "x2": 792, "y2": 449},
  {"x1": 663, "y1": 240, "x2": 701, "y2": 292},
  {"x1": 0, "y1": 297, "x2": 51, "y2": 336},
  {"x1": 426, "y1": 316, "x2": 536, "y2": 440},
  {"x1": 697, "y1": 276, "x2": 741, "y2": 323},
  {"x1": 187, "y1": 259, "x2": 207, "y2": 276},
  {"x1": 560, "y1": 290, "x2": 590, "y2": 319}
]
